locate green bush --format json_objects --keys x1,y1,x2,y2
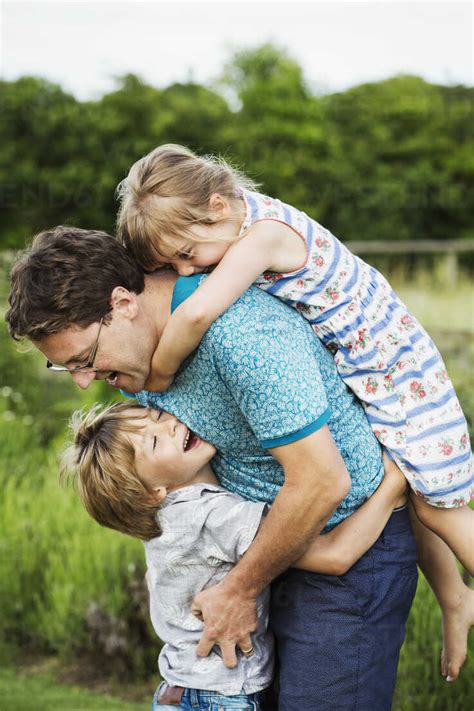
[{"x1": 0, "y1": 419, "x2": 158, "y2": 678}]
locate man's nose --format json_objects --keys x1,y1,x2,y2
[{"x1": 70, "y1": 370, "x2": 96, "y2": 390}]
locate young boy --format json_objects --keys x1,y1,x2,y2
[{"x1": 64, "y1": 400, "x2": 410, "y2": 710}]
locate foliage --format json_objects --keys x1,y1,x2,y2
[
  {"x1": 219, "y1": 44, "x2": 328, "y2": 215},
  {"x1": 0, "y1": 322, "x2": 83, "y2": 444},
  {"x1": 322, "y1": 77, "x2": 474, "y2": 242},
  {"x1": 0, "y1": 419, "x2": 158, "y2": 678},
  {"x1": 0, "y1": 44, "x2": 472, "y2": 249}
]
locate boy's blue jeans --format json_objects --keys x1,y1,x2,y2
[
  {"x1": 152, "y1": 682, "x2": 264, "y2": 710},
  {"x1": 269, "y1": 505, "x2": 418, "y2": 710}
]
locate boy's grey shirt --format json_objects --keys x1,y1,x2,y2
[{"x1": 144, "y1": 483, "x2": 273, "y2": 695}]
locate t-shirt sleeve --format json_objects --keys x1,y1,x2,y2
[
  {"x1": 210, "y1": 301, "x2": 331, "y2": 448},
  {"x1": 203, "y1": 494, "x2": 268, "y2": 564}
]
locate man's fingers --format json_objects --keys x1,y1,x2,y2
[
  {"x1": 196, "y1": 637, "x2": 238, "y2": 669},
  {"x1": 238, "y1": 635, "x2": 254, "y2": 657},
  {"x1": 196, "y1": 635, "x2": 216, "y2": 658},
  {"x1": 192, "y1": 582, "x2": 259, "y2": 669},
  {"x1": 220, "y1": 642, "x2": 238, "y2": 669}
]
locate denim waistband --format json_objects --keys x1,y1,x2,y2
[{"x1": 183, "y1": 688, "x2": 263, "y2": 701}]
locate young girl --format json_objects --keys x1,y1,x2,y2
[
  {"x1": 116, "y1": 144, "x2": 473, "y2": 583},
  {"x1": 67, "y1": 402, "x2": 411, "y2": 709}
]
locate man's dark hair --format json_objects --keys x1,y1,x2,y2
[{"x1": 6, "y1": 226, "x2": 145, "y2": 342}]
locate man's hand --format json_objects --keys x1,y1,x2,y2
[{"x1": 191, "y1": 579, "x2": 257, "y2": 668}]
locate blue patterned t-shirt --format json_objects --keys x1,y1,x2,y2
[{"x1": 132, "y1": 275, "x2": 384, "y2": 530}]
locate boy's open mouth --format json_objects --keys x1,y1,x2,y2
[{"x1": 183, "y1": 428, "x2": 199, "y2": 451}]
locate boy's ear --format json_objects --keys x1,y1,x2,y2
[
  {"x1": 147, "y1": 486, "x2": 167, "y2": 505},
  {"x1": 110, "y1": 286, "x2": 138, "y2": 320}
]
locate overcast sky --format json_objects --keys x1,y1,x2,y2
[{"x1": 1, "y1": 1, "x2": 472, "y2": 99}]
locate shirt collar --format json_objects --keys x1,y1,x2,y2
[{"x1": 160, "y1": 482, "x2": 225, "y2": 508}]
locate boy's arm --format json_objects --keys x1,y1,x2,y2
[
  {"x1": 293, "y1": 455, "x2": 408, "y2": 575},
  {"x1": 147, "y1": 226, "x2": 287, "y2": 390}
]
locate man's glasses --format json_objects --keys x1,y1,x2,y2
[{"x1": 46, "y1": 317, "x2": 105, "y2": 373}]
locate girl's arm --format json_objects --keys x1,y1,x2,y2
[
  {"x1": 147, "y1": 222, "x2": 302, "y2": 390},
  {"x1": 293, "y1": 456, "x2": 407, "y2": 575}
]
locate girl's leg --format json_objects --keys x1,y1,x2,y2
[
  {"x1": 409, "y1": 502, "x2": 474, "y2": 682},
  {"x1": 410, "y1": 493, "x2": 474, "y2": 575}
]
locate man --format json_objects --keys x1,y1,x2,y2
[{"x1": 7, "y1": 226, "x2": 417, "y2": 710}]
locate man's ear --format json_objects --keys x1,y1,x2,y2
[
  {"x1": 208, "y1": 193, "x2": 231, "y2": 219},
  {"x1": 110, "y1": 286, "x2": 139, "y2": 320}
]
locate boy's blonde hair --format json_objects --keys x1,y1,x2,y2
[
  {"x1": 116, "y1": 143, "x2": 258, "y2": 271},
  {"x1": 61, "y1": 402, "x2": 162, "y2": 540}
]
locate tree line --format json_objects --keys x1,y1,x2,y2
[{"x1": 1, "y1": 44, "x2": 473, "y2": 250}]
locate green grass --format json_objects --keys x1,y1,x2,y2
[
  {"x1": 0, "y1": 667, "x2": 148, "y2": 711},
  {"x1": 393, "y1": 575, "x2": 473, "y2": 711},
  {"x1": 0, "y1": 419, "x2": 157, "y2": 676}
]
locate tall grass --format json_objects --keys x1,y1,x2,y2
[
  {"x1": 394, "y1": 576, "x2": 473, "y2": 710},
  {"x1": 389, "y1": 267, "x2": 474, "y2": 337},
  {"x1": 0, "y1": 419, "x2": 157, "y2": 677}
]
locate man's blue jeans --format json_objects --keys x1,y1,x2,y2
[{"x1": 269, "y1": 506, "x2": 418, "y2": 710}]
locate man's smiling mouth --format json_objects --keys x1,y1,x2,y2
[{"x1": 106, "y1": 372, "x2": 119, "y2": 386}]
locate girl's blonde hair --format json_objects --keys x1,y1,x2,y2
[
  {"x1": 116, "y1": 144, "x2": 258, "y2": 271},
  {"x1": 61, "y1": 402, "x2": 162, "y2": 540}
]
